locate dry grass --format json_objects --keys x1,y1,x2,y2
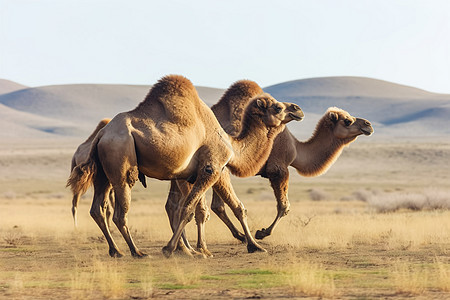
[
  {"x1": 434, "y1": 257, "x2": 450, "y2": 292},
  {"x1": 1, "y1": 140, "x2": 450, "y2": 298},
  {"x1": 281, "y1": 260, "x2": 336, "y2": 298},
  {"x1": 392, "y1": 261, "x2": 428, "y2": 295},
  {"x1": 367, "y1": 188, "x2": 450, "y2": 212},
  {"x1": 2, "y1": 196, "x2": 449, "y2": 299}
]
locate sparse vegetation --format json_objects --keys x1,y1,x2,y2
[
  {"x1": 1, "y1": 141, "x2": 450, "y2": 298},
  {"x1": 308, "y1": 188, "x2": 329, "y2": 201},
  {"x1": 282, "y1": 261, "x2": 336, "y2": 298},
  {"x1": 2, "y1": 227, "x2": 25, "y2": 247},
  {"x1": 367, "y1": 188, "x2": 450, "y2": 212},
  {"x1": 392, "y1": 261, "x2": 428, "y2": 295}
]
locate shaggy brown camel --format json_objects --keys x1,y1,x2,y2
[
  {"x1": 67, "y1": 75, "x2": 303, "y2": 258},
  {"x1": 70, "y1": 119, "x2": 112, "y2": 227},
  {"x1": 168, "y1": 105, "x2": 373, "y2": 255},
  {"x1": 165, "y1": 80, "x2": 304, "y2": 256}
]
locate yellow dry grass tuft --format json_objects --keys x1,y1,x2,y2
[
  {"x1": 282, "y1": 260, "x2": 336, "y2": 298},
  {"x1": 167, "y1": 259, "x2": 204, "y2": 287},
  {"x1": 435, "y1": 257, "x2": 450, "y2": 292},
  {"x1": 392, "y1": 260, "x2": 428, "y2": 295}
]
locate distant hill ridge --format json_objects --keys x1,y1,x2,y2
[
  {"x1": 264, "y1": 76, "x2": 449, "y2": 99},
  {"x1": 0, "y1": 79, "x2": 28, "y2": 95},
  {"x1": 0, "y1": 77, "x2": 449, "y2": 139}
]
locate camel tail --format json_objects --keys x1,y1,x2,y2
[{"x1": 66, "y1": 136, "x2": 101, "y2": 196}]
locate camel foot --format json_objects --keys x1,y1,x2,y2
[
  {"x1": 233, "y1": 231, "x2": 246, "y2": 243},
  {"x1": 173, "y1": 247, "x2": 200, "y2": 258},
  {"x1": 247, "y1": 243, "x2": 267, "y2": 253},
  {"x1": 182, "y1": 250, "x2": 206, "y2": 259},
  {"x1": 198, "y1": 247, "x2": 213, "y2": 258},
  {"x1": 162, "y1": 246, "x2": 174, "y2": 258},
  {"x1": 132, "y1": 250, "x2": 148, "y2": 258},
  {"x1": 255, "y1": 228, "x2": 271, "y2": 240},
  {"x1": 109, "y1": 248, "x2": 124, "y2": 258}
]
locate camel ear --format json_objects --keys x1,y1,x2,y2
[
  {"x1": 256, "y1": 99, "x2": 266, "y2": 109},
  {"x1": 329, "y1": 111, "x2": 339, "y2": 123}
]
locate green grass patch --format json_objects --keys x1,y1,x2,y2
[
  {"x1": 225, "y1": 269, "x2": 275, "y2": 275},
  {"x1": 223, "y1": 269, "x2": 284, "y2": 289},
  {"x1": 200, "y1": 275, "x2": 222, "y2": 280},
  {"x1": 157, "y1": 283, "x2": 197, "y2": 290}
]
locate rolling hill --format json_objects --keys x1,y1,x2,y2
[
  {"x1": 0, "y1": 79, "x2": 27, "y2": 95},
  {"x1": 0, "y1": 82, "x2": 224, "y2": 139},
  {"x1": 264, "y1": 77, "x2": 450, "y2": 138},
  {"x1": 1, "y1": 76, "x2": 449, "y2": 141}
]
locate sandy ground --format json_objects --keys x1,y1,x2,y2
[{"x1": 0, "y1": 138, "x2": 449, "y2": 298}]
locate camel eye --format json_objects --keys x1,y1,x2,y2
[
  {"x1": 274, "y1": 105, "x2": 283, "y2": 114},
  {"x1": 344, "y1": 119, "x2": 352, "y2": 126}
]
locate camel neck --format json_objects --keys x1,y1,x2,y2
[
  {"x1": 212, "y1": 101, "x2": 244, "y2": 137},
  {"x1": 227, "y1": 121, "x2": 284, "y2": 178},
  {"x1": 290, "y1": 124, "x2": 347, "y2": 177}
]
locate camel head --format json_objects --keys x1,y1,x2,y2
[
  {"x1": 244, "y1": 93, "x2": 301, "y2": 128},
  {"x1": 326, "y1": 107, "x2": 374, "y2": 141},
  {"x1": 282, "y1": 103, "x2": 304, "y2": 123}
]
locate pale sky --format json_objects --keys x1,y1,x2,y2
[{"x1": 1, "y1": 0, "x2": 449, "y2": 93}]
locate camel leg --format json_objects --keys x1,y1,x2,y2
[
  {"x1": 165, "y1": 180, "x2": 199, "y2": 256},
  {"x1": 112, "y1": 185, "x2": 147, "y2": 258},
  {"x1": 162, "y1": 165, "x2": 219, "y2": 258},
  {"x1": 106, "y1": 190, "x2": 115, "y2": 228},
  {"x1": 211, "y1": 191, "x2": 246, "y2": 242},
  {"x1": 255, "y1": 168, "x2": 290, "y2": 240},
  {"x1": 212, "y1": 169, "x2": 266, "y2": 253},
  {"x1": 174, "y1": 180, "x2": 198, "y2": 254},
  {"x1": 71, "y1": 192, "x2": 81, "y2": 228},
  {"x1": 195, "y1": 194, "x2": 213, "y2": 257},
  {"x1": 90, "y1": 175, "x2": 123, "y2": 257}
]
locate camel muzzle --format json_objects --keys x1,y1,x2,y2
[
  {"x1": 288, "y1": 112, "x2": 304, "y2": 121},
  {"x1": 360, "y1": 127, "x2": 374, "y2": 136}
]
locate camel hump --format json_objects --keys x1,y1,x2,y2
[
  {"x1": 143, "y1": 74, "x2": 199, "y2": 104},
  {"x1": 217, "y1": 80, "x2": 263, "y2": 108},
  {"x1": 135, "y1": 75, "x2": 202, "y2": 125},
  {"x1": 213, "y1": 80, "x2": 264, "y2": 135}
]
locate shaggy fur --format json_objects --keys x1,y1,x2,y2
[
  {"x1": 211, "y1": 80, "x2": 263, "y2": 136},
  {"x1": 68, "y1": 119, "x2": 110, "y2": 196}
]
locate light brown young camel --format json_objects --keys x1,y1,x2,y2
[
  {"x1": 67, "y1": 75, "x2": 302, "y2": 258},
  {"x1": 70, "y1": 119, "x2": 112, "y2": 227},
  {"x1": 220, "y1": 107, "x2": 374, "y2": 241},
  {"x1": 167, "y1": 104, "x2": 373, "y2": 255}
]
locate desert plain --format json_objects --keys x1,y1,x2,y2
[
  {"x1": 0, "y1": 136, "x2": 449, "y2": 299},
  {"x1": 0, "y1": 77, "x2": 450, "y2": 299}
]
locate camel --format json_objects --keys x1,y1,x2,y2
[
  {"x1": 70, "y1": 119, "x2": 112, "y2": 227},
  {"x1": 167, "y1": 104, "x2": 373, "y2": 255},
  {"x1": 219, "y1": 107, "x2": 374, "y2": 241},
  {"x1": 67, "y1": 75, "x2": 303, "y2": 258},
  {"x1": 164, "y1": 80, "x2": 304, "y2": 256}
]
